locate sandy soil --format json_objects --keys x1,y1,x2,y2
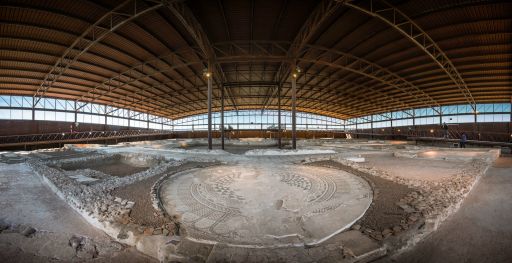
[{"x1": 310, "y1": 160, "x2": 415, "y2": 232}]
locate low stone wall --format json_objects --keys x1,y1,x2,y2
[{"x1": 28, "y1": 152, "x2": 194, "y2": 260}]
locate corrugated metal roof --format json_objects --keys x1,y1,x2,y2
[{"x1": 0, "y1": 0, "x2": 510, "y2": 119}]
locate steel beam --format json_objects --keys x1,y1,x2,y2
[
  {"x1": 340, "y1": 0, "x2": 476, "y2": 110},
  {"x1": 211, "y1": 41, "x2": 438, "y2": 113},
  {"x1": 221, "y1": 85, "x2": 225, "y2": 150},
  {"x1": 76, "y1": 48, "x2": 203, "y2": 111},
  {"x1": 291, "y1": 64, "x2": 297, "y2": 149},
  {"x1": 33, "y1": 0, "x2": 167, "y2": 106},
  {"x1": 299, "y1": 44, "x2": 441, "y2": 113},
  {"x1": 207, "y1": 63, "x2": 213, "y2": 150},
  {"x1": 264, "y1": 0, "x2": 341, "y2": 112},
  {"x1": 167, "y1": 2, "x2": 238, "y2": 111},
  {"x1": 278, "y1": 84, "x2": 282, "y2": 149}
]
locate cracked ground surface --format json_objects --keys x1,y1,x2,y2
[{"x1": 0, "y1": 162, "x2": 156, "y2": 263}]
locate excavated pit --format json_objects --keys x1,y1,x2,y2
[{"x1": 59, "y1": 154, "x2": 153, "y2": 177}]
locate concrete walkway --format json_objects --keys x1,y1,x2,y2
[{"x1": 384, "y1": 156, "x2": 512, "y2": 263}]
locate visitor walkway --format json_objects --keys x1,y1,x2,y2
[{"x1": 0, "y1": 129, "x2": 173, "y2": 150}]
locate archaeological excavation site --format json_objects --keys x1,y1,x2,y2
[{"x1": 0, "y1": 0, "x2": 511, "y2": 262}]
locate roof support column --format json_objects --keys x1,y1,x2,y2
[
  {"x1": 474, "y1": 110, "x2": 478, "y2": 140},
  {"x1": 31, "y1": 97, "x2": 35, "y2": 121},
  {"x1": 291, "y1": 63, "x2": 298, "y2": 150},
  {"x1": 104, "y1": 105, "x2": 108, "y2": 131},
  {"x1": 509, "y1": 101, "x2": 512, "y2": 138},
  {"x1": 370, "y1": 115, "x2": 374, "y2": 140},
  {"x1": 278, "y1": 84, "x2": 282, "y2": 149},
  {"x1": 74, "y1": 101, "x2": 77, "y2": 124},
  {"x1": 221, "y1": 85, "x2": 225, "y2": 150},
  {"x1": 207, "y1": 63, "x2": 213, "y2": 150}
]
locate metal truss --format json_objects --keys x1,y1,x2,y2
[
  {"x1": 297, "y1": 73, "x2": 413, "y2": 115},
  {"x1": 265, "y1": 0, "x2": 341, "y2": 111},
  {"x1": 213, "y1": 41, "x2": 439, "y2": 112},
  {"x1": 67, "y1": 40, "x2": 443, "y2": 119},
  {"x1": 340, "y1": 0, "x2": 476, "y2": 110},
  {"x1": 33, "y1": 0, "x2": 168, "y2": 106},
  {"x1": 299, "y1": 44, "x2": 441, "y2": 112},
  {"x1": 0, "y1": 129, "x2": 173, "y2": 148},
  {"x1": 166, "y1": 1, "x2": 238, "y2": 110},
  {"x1": 75, "y1": 48, "x2": 204, "y2": 111}
]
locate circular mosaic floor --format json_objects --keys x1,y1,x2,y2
[{"x1": 159, "y1": 164, "x2": 372, "y2": 246}]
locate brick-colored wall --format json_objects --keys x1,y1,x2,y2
[
  {"x1": 172, "y1": 130, "x2": 345, "y2": 139},
  {"x1": 354, "y1": 122, "x2": 511, "y2": 142},
  {"x1": 1, "y1": 120, "x2": 509, "y2": 142},
  {"x1": 0, "y1": 120, "x2": 138, "y2": 136}
]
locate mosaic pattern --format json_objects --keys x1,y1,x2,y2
[{"x1": 159, "y1": 165, "x2": 372, "y2": 246}]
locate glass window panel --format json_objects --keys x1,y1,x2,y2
[
  {"x1": 45, "y1": 111, "x2": 56, "y2": 121},
  {"x1": 65, "y1": 112, "x2": 74, "y2": 122},
  {"x1": 55, "y1": 111, "x2": 66, "y2": 121},
  {"x1": 11, "y1": 96, "x2": 23, "y2": 107},
  {"x1": 0, "y1": 109, "x2": 9, "y2": 119},
  {"x1": 502, "y1": 103, "x2": 511, "y2": 112},
  {"x1": 11, "y1": 110, "x2": 23, "y2": 119},
  {"x1": 0, "y1": 96, "x2": 10, "y2": 107},
  {"x1": 35, "y1": 111, "x2": 45, "y2": 120},
  {"x1": 46, "y1": 99, "x2": 56, "y2": 110},
  {"x1": 55, "y1": 99, "x2": 66, "y2": 110}
]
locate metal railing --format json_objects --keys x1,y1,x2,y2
[{"x1": 0, "y1": 129, "x2": 173, "y2": 146}]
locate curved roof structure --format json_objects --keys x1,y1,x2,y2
[{"x1": 0, "y1": 0, "x2": 510, "y2": 120}]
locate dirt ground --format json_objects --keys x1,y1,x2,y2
[
  {"x1": 309, "y1": 160, "x2": 416, "y2": 232},
  {"x1": 61, "y1": 158, "x2": 148, "y2": 177},
  {"x1": 112, "y1": 161, "x2": 217, "y2": 228}
]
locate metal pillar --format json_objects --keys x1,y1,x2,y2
[
  {"x1": 474, "y1": 111, "x2": 478, "y2": 139},
  {"x1": 370, "y1": 115, "x2": 374, "y2": 139},
  {"x1": 32, "y1": 97, "x2": 35, "y2": 120},
  {"x1": 207, "y1": 64, "x2": 213, "y2": 150},
  {"x1": 104, "y1": 105, "x2": 108, "y2": 130},
  {"x1": 509, "y1": 101, "x2": 512, "y2": 139},
  {"x1": 390, "y1": 118, "x2": 394, "y2": 138},
  {"x1": 147, "y1": 113, "x2": 150, "y2": 130},
  {"x1": 277, "y1": 84, "x2": 282, "y2": 149},
  {"x1": 412, "y1": 113, "x2": 416, "y2": 136},
  {"x1": 236, "y1": 112, "x2": 239, "y2": 138},
  {"x1": 73, "y1": 101, "x2": 77, "y2": 123},
  {"x1": 291, "y1": 67, "x2": 297, "y2": 149},
  {"x1": 221, "y1": 85, "x2": 225, "y2": 150}
]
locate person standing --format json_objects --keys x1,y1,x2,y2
[
  {"x1": 442, "y1": 122, "x2": 449, "y2": 138},
  {"x1": 460, "y1": 132, "x2": 467, "y2": 148}
]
